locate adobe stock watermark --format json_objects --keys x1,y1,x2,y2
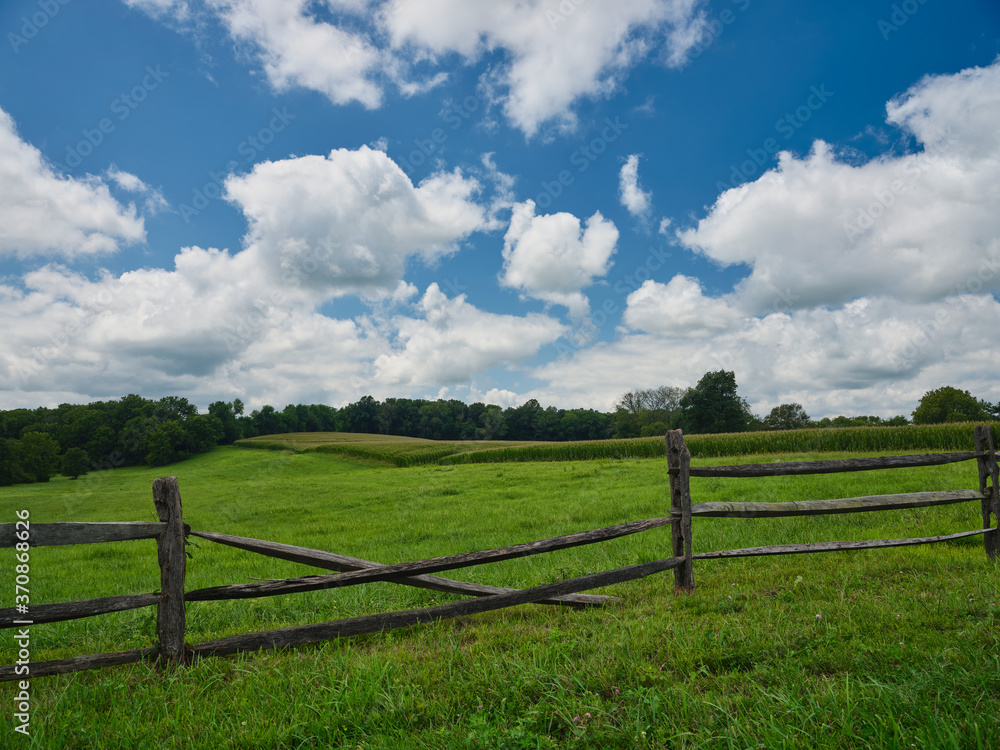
[
  {"x1": 14, "y1": 289, "x2": 124, "y2": 388},
  {"x1": 66, "y1": 417, "x2": 161, "y2": 511},
  {"x1": 533, "y1": 116, "x2": 629, "y2": 211},
  {"x1": 223, "y1": 293, "x2": 285, "y2": 355},
  {"x1": 220, "y1": 232, "x2": 465, "y2": 357},
  {"x1": 716, "y1": 84, "x2": 834, "y2": 192},
  {"x1": 7, "y1": 0, "x2": 70, "y2": 54},
  {"x1": 683, "y1": 0, "x2": 752, "y2": 63},
  {"x1": 841, "y1": 129, "x2": 954, "y2": 243},
  {"x1": 888, "y1": 250, "x2": 1000, "y2": 371},
  {"x1": 53, "y1": 65, "x2": 169, "y2": 171},
  {"x1": 221, "y1": 233, "x2": 338, "y2": 355},
  {"x1": 877, "y1": 0, "x2": 931, "y2": 41},
  {"x1": 545, "y1": 0, "x2": 588, "y2": 30},
  {"x1": 555, "y1": 241, "x2": 672, "y2": 357},
  {"x1": 709, "y1": 285, "x2": 801, "y2": 372},
  {"x1": 398, "y1": 94, "x2": 482, "y2": 175},
  {"x1": 179, "y1": 106, "x2": 296, "y2": 223},
  {"x1": 11, "y1": 508, "x2": 32, "y2": 737}
]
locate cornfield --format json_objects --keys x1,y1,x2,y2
[{"x1": 235, "y1": 422, "x2": 999, "y2": 466}]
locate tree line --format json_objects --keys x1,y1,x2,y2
[
  {"x1": 0, "y1": 395, "x2": 226, "y2": 486},
  {"x1": 0, "y1": 394, "x2": 614, "y2": 486},
  {"x1": 613, "y1": 374, "x2": 998, "y2": 436},
  {"x1": 1, "y1": 375, "x2": 995, "y2": 487}
]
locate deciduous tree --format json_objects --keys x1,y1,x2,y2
[
  {"x1": 679, "y1": 371, "x2": 754, "y2": 434},
  {"x1": 18, "y1": 431, "x2": 61, "y2": 482},
  {"x1": 911, "y1": 386, "x2": 993, "y2": 424},
  {"x1": 763, "y1": 403, "x2": 812, "y2": 431},
  {"x1": 60, "y1": 447, "x2": 91, "y2": 479}
]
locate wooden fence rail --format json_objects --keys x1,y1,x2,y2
[{"x1": 1, "y1": 424, "x2": 996, "y2": 681}]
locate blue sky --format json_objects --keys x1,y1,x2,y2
[{"x1": 1, "y1": 0, "x2": 999, "y2": 419}]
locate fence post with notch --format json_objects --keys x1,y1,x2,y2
[
  {"x1": 153, "y1": 476, "x2": 187, "y2": 664},
  {"x1": 667, "y1": 429, "x2": 695, "y2": 592},
  {"x1": 974, "y1": 425, "x2": 999, "y2": 559}
]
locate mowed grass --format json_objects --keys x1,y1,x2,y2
[{"x1": 1, "y1": 442, "x2": 999, "y2": 749}]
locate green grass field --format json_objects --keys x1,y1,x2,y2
[{"x1": 2, "y1": 435, "x2": 999, "y2": 749}]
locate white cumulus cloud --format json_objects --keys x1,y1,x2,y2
[
  {"x1": 0, "y1": 247, "x2": 381, "y2": 409},
  {"x1": 224, "y1": 145, "x2": 488, "y2": 299},
  {"x1": 383, "y1": 0, "x2": 708, "y2": 136},
  {"x1": 533, "y1": 60, "x2": 1000, "y2": 418},
  {"x1": 0, "y1": 108, "x2": 146, "y2": 259},
  {"x1": 372, "y1": 283, "x2": 565, "y2": 387},
  {"x1": 623, "y1": 276, "x2": 740, "y2": 336},
  {"x1": 677, "y1": 59, "x2": 1000, "y2": 314},
  {"x1": 619, "y1": 154, "x2": 652, "y2": 218},
  {"x1": 128, "y1": 0, "x2": 710, "y2": 136},
  {"x1": 500, "y1": 200, "x2": 618, "y2": 318},
  {"x1": 210, "y1": 0, "x2": 384, "y2": 108}
]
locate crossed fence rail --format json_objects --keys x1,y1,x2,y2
[{"x1": 2, "y1": 425, "x2": 997, "y2": 681}]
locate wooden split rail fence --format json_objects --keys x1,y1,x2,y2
[{"x1": 2, "y1": 425, "x2": 997, "y2": 681}]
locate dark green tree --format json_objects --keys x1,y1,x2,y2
[
  {"x1": 613, "y1": 386, "x2": 687, "y2": 437},
  {"x1": 911, "y1": 386, "x2": 993, "y2": 424},
  {"x1": 679, "y1": 371, "x2": 754, "y2": 434},
  {"x1": 60, "y1": 447, "x2": 91, "y2": 479},
  {"x1": 155, "y1": 396, "x2": 197, "y2": 421},
  {"x1": 280, "y1": 404, "x2": 302, "y2": 432},
  {"x1": 208, "y1": 399, "x2": 244, "y2": 444},
  {"x1": 504, "y1": 399, "x2": 542, "y2": 440},
  {"x1": 342, "y1": 395, "x2": 379, "y2": 434},
  {"x1": 119, "y1": 416, "x2": 159, "y2": 465},
  {"x1": 0, "y1": 438, "x2": 21, "y2": 486},
  {"x1": 145, "y1": 421, "x2": 190, "y2": 466},
  {"x1": 18, "y1": 432, "x2": 61, "y2": 482},
  {"x1": 182, "y1": 415, "x2": 224, "y2": 454},
  {"x1": 250, "y1": 405, "x2": 285, "y2": 436},
  {"x1": 763, "y1": 403, "x2": 812, "y2": 431},
  {"x1": 84, "y1": 424, "x2": 118, "y2": 464},
  {"x1": 478, "y1": 406, "x2": 507, "y2": 439}
]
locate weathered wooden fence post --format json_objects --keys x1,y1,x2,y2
[
  {"x1": 667, "y1": 430, "x2": 695, "y2": 592},
  {"x1": 153, "y1": 476, "x2": 187, "y2": 664},
  {"x1": 974, "y1": 425, "x2": 1000, "y2": 560}
]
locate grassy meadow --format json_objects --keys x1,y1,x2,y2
[{"x1": 2, "y1": 430, "x2": 999, "y2": 748}]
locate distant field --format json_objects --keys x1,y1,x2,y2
[
  {"x1": 237, "y1": 422, "x2": 1000, "y2": 466},
  {"x1": 237, "y1": 431, "x2": 547, "y2": 466},
  {"x1": 4, "y1": 435, "x2": 998, "y2": 749}
]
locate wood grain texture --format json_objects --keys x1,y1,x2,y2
[
  {"x1": 0, "y1": 593, "x2": 161, "y2": 629},
  {"x1": 189, "y1": 557, "x2": 685, "y2": 659},
  {"x1": 0, "y1": 522, "x2": 170, "y2": 548},
  {"x1": 692, "y1": 528, "x2": 989, "y2": 559},
  {"x1": 190, "y1": 531, "x2": 618, "y2": 607},
  {"x1": 686, "y1": 490, "x2": 984, "y2": 518},
  {"x1": 153, "y1": 477, "x2": 187, "y2": 665},
  {"x1": 0, "y1": 648, "x2": 158, "y2": 682},
  {"x1": 667, "y1": 430, "x2": 694, "y2": 592},
  {"x1": 674, "y1": 452, "x2": 983, "y2": 478},
  {"x1": 186, "y1": 514, "x2": 678, "y2": 602},
  {"x1": 974, "y1": 425, "x2": 1000, "y2": 559}
]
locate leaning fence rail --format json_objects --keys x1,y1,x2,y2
[{"x1": 1, "y1": 424, "x2": 996, "y2": 681}]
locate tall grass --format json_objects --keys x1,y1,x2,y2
[
  {"x1": 687, "y1": 422, "x2": 999, "y2": 457},
  {"x1": 310, "y1": 440, "x2": 543, "y2": 467},
  {"x1": 237, "y1": 423, "x2": 999, "y2": 468},
  {"x1": 444, "y1": 422, "x2": 1000, "y2": 465},
  {"x1": 3, "y1": 444, "x2": 999, "y2": 749}
]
